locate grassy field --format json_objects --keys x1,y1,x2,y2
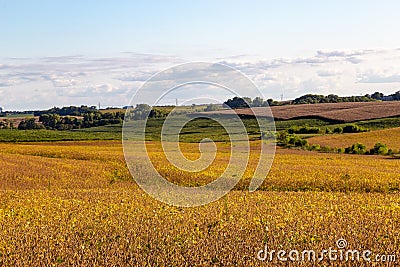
[
  {"x1": 0, "y1": 117, "x2": 267, "y2": 143},
  {"x1": 1, "y1": 114, "x2": 400, "y2": 143},
  {"x1": 308, "y1": 127, "x2": 400, "y2": 150},
  {"x1": 0, "y1": 129, "x2": 121, "y2": 142},
  {"x1": 0, "y1": 141, "x2": 399, "y2": 265},
  {"x1": 321, "y1": 117, "x2": 400, "y2": 132},
  {"x1": 3, "y1": 113, "x2": 34, "y2": 118}
]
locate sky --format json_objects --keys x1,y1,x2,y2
[{"x1": 1, "y1": 0, "x2": 400, "y2": 110}]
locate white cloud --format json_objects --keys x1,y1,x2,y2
[
  {"x1": 346, "y1": 57, "x2": 363, "y2": 64},
  {"x1": 317, "y1": 69, "x2": 343, "y2": 77},
  {"x1": 316, "y1": 49, "x2": 380, "y2": 58},
  {"x1": 1, "y1": 48, "x2": 400, "y2": 109},
  {"x1": 56, "y1": 84, "x2": 130, "y2": 97},
  {"x1": 0, "y1": 80, "x2": 15, "y2": 87},
  {"x1": 357, "y1": 70, "x2": 400, "y2": 83}
]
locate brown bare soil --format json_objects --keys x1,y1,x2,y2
[{"x1": 202, "y1": 101, "x2": 400, "y2": 122}]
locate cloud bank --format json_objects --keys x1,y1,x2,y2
[{"x1": 0, "y1": 49, "x2": 399, "y2": 110}]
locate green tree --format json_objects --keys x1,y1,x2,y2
[
  {"x1": 224, "y1": 97, "x2": 251, "y2": 109},
  {"x1": 18, "y1": 118, "x2": 45, "y2": 130},
  {"x1": 370, "y1": 143, "x2": 389, "y2": 155},
  {"x1": 252, "y1": 97, "x2": 264, "y2": 107},
  {"x1": 345, "y1": 143, "x2": 367, "y2": 154}
]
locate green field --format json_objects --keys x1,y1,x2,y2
[
  {"x1": 1, "y1": 115, "x2": 400, "y2": 143},
  {"x1": 0, "y1": 129, "x2": 121, "y2": 142},
  {"x1": 4, "y1": 113, "x2": 35, "y2": 118}
]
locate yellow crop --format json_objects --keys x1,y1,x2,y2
[{"x1": 0, "y1": 141, "x2": 398, "y2": 265}]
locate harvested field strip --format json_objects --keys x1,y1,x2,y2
[
  {"x1": 201, "y1": 101, "x2": 400, "y2": 122},
  {"x1": 308, "y1": 127, "x2": 400, "y2": 149}
]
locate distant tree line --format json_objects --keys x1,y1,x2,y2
[
  {"x1": 15, "y1": 104, "x2": 171, "y2": 130},
  {"x1": 222, "y1": 91, "x2": 400, "y2": 109},
  {"x1": 17, "y1": 111, "x2": 124, "y2": 130},
  {"x1": 293, "y1": 94, "x2": 374, "y2": 104},
  {"x1": 223, "y1": 97, "x2": 277, "y2": 109},
  {"x1": 293, "y1": 91, "x2": 400, "y2": 104},
  {"x1": 33, "y1": 105, "x2": 98, "y2": 116},
  {"x1": 124, "y1": 104, "x2": 169, "y2": 121},
  {"x1": 39, "y1": 112, "x2": 124, "y2": 130}
]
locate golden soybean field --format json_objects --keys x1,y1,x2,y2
[
  {"x1": 0, "y1": 141, "x2": 399, "y2": 266},
  {"x1": 308, "y1": 127, "x2": 400, "y2": 150}
]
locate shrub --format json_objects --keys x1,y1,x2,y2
[
  {"x1": 261, "y1": 131, "x2": 276, "y2": 140},
  {"x1": 18, "y1": 118, "x2": 45, "y2": 130},
  {"x1": 309, "y1": 144, "x2": 321, "y2": 151},
  {"x1": 333, "y1": 127, "x2": 343, "y2": 134},
  {"x1": 345, "y1": 143, "x2": 367, "y2": 154},
  {"x1": 277, "y1": 132, "x2": 308, "y2": 148},
  {"x1": 370, "y1": 143, "x2": 389, "y2": 155},
  {"x1": 288, "y1": 126, "x2": 321, "y2": 134},
  {"x1": 320, "y1": 146, "x2": 332, "y2": 153},
  {"x1": 325, "y1": 128, "x2": 332, "y2": 134},
  {"x1": 342, "y1": 124, "x2": 369, "y2": 133},
  {"x1": 295, "y1": 138, "x2": 308, "y2": 147}
]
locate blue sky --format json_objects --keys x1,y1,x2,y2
[{"x1": 1, "y1": 1, "x2": 400, "y2": 110}]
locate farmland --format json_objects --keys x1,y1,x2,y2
[
  {"x1": 308, "y1": 127, "x2": 400, "y2": 150},
  {"x1": 0, "y1": 129, "x2": 121, "y2": 142},
  {"x1": 203, "y1": 101, "x2": 400, "y2": 122},
  {"x1": 0, "y1": 141, "x2": 399, "y2": 265},
  {"x1": 0, "y1": 102, "x2": 400, "y2": 265}
]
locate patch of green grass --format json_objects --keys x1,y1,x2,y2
[
  {"x1": 275, "y1": 118, "x2": 331, "y2": 130},
  {"x1": 5, "y1": 113, "x2": 35, "y2": 118},
  {"x1": 320, "y1": 117, "x2": 400, "y2": 132},
  {"x1": 353, "y1": 117, "x2": 400, "y2": 130}
]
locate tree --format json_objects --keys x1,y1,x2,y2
[
  {"x1": 223, "y1": 97, "x2": 251, "y2": 109},
  {"x1": 39, "y1": 114, "x2": 61, "y2": 129},
  {"x1": 370, "y1": 143, "x2": 389, "y2": 155},
  {"x1": 129, "y1": 104, "x2": 152, "y2": 120},
  {"x1": 204, "y1": 104, "x2": 219, "y2": 112},
  {"x1": 252, "y1": 97, "x2": 264, "y2": 107},
  {"x1": 342, "y1": 124, "x2": 365, "y2": 133},
  {"x1": 266, "y1": 99, "x2": 274, "y2": 106},
  {"x1": 371, "y1": 92, "x2": 384, "y2": 100},
  {"x1": 18, "y1": 118, "x2": 45, "y2": 130},
  {"x1": 345, "y1": 143, "x2": 367, "y2": 154},
  {"x1": 390, "y1": 91, "x2": 400, "y2": 100},
  {"x1": 333, "y1": 127, "x2": 343, "y2": 134}
]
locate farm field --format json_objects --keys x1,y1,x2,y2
[
  {"x1": 202, "y1": 101, "x2": 400, "y2": 122},
  {"x1": 308, "y1": 127, "x2": 400, "y2": 150},
  {"x1": 0, "y1": 129, "x2": 121, "y2": 142},
  {"x1": 0, "y1": 141, "x2": 399, "y2": 265}
]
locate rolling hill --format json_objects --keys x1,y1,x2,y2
[{"x1": 201, "y1": 101, "x2": 400, "y2": 122}]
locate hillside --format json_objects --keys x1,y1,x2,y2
[
  {"x1": 201, "y1": 101, "x2": 400, "y2": 122},
  {"x1": 307, "y1": 127, "x2": 400, "y2": 149}
]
